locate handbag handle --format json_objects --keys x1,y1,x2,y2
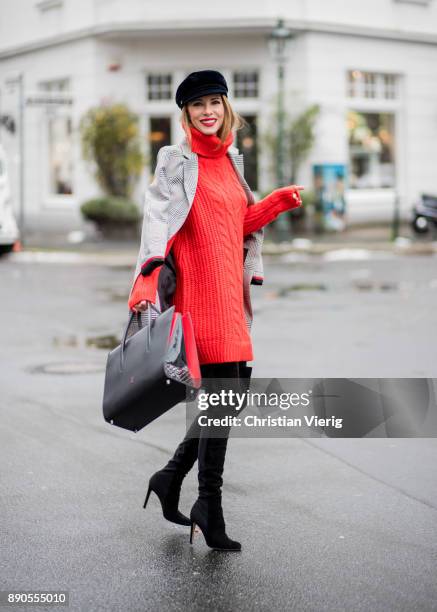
[
  {"x1": 120, "y1": 302, "x2": 161, "y2": 371},
  {"x1": 144, "y1": 301, "x2": 161, "y2": 351}
]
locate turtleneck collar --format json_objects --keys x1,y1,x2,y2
[{"x1": 189, "y1": 125, "x2": 234, "y2": 158}]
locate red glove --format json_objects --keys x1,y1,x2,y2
[
  {"x1": 266, "y1": 185, "x2": 304, "y2": 210},
  {"x1": 243, "y1": 185, "x2": 304, "y2": 235}
]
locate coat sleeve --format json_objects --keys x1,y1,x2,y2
[
  {"x1": 128, "y1": 233, "x2": 178, "y2": 310},
  {"x1": 243, "y1": 186, "x2": 302, "y2": 236},
  {"x1": 128, "y1": 147, "x2": 172, "y2": 310},
  {"x1": 232, "y1": 151, "x2": 265, "y2": 286}
]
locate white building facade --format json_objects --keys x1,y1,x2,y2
[{"x1": 0, "y1": 0, "x2": 437, "y2": 234}]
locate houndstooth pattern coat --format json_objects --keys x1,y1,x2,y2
[{"x1": 129, "y1": 137, "x2": 265, "y2": 330}]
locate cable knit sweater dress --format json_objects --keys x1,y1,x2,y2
[{"x1": 129, "y1": 125, "x2": 300, "y2": 365}]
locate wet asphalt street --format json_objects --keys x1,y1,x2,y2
[{"x1": 1, "y1": 249, "x2": 437, "y2": 612}]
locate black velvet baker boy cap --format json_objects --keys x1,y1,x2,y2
[{"x1": 175, "y1": 70, "x2": 228, "y2": 109}]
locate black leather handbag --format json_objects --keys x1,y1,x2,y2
[{"x1": 102, "y1": 303, "x2": 201, "y2": 433}]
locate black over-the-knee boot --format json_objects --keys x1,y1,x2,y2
[
  {"x1": 143, "y1": 362, "x2": 250, "y2": 529},
  {"x1": 190, "y1": 362, "x2": 243, "y2": 551},
  {"x1": 143, "y1": 363, "x2": 222, "y2": 526},
  {"x1": 143, "y1": 416, "x2": 200, "y2": 526}
]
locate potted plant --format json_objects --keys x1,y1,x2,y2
[
  {"x1": 79, "y1": 103, "x2": 144, "y2": 239},
  {"x1": 80, "y1": 196, "x2": 141, "y2": 239}
]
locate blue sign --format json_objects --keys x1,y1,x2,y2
[{"x1": 313, "y1": 164, "x2": 347, "y2": 231}]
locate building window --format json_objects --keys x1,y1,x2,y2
[
  {"x1": 347, "y1": 71, "x2": 399, "y2": 100},
  {"x1": 47, "y1": 116, "x2": 73, "y2": 195},
  {"x1": 147, "y1": 74, "x2": 172, "y2": 101},
  {"x1": 236, "y1": 115, "x2": 258, "y2": 190},
  {"x1": 383, "y1": 74, "x2": 397, "y2": 100},
  {"x1": 39, "y1": 79, "x2": 73, "y2": 196},
  {"x1": 347, "y1": 111, "x2": 395, "y2": 189},
  {"x1": 39, "y1": 78, "x2": 69, "y2": 92},
  {"x1": 149, "y1": 117, "x2": 171, "y2": 172},
  {"x1": 233, "y1": 71, "x2": 259, "y2": 98}
]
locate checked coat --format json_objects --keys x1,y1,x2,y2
[{"x1": 128, "y1": 137, "x2": 264, "y2": 331}]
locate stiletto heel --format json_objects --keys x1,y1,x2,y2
[
  {"x1": 189, "y1": 521, "x2": 196, "y2": 545},
  {"x1": 143, "y1": 485, "x2": 152, "y2": 509},
  {"x1": 190, "y1": 498, "x2": 241, "y2": 551},
  {"x1": 142, "y1": 470, "x2": 191, "y2": 526}
]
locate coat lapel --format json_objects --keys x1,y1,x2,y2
[
  {"x1": 182, "y1": 155, "x2": 198, "y2": 207},
  {"x1": 227, "y1": 150, "x2": 255, "y2": 205},
  {"x1": 179, "y1": 141, "x2": 197, "y2": 207}
]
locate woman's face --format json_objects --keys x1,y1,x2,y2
[{"x1": 186, "y1": 94, "x2": 225, "y2": 135}]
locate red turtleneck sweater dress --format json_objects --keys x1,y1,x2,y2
[{"x1": 129, "y1": 125, "x2": 301, "y2": 365}]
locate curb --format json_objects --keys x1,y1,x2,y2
[
  {"x1": 7, "y1": 240, "x2": 437, "y2": 268},
  {"x1": 262, "y1": 240, "x2": 437, "y2": 256}
]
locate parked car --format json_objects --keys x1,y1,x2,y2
[
  {"x1": 411, "y1": 193, "x2": 437, "y2": 235},
  {"x1": 0, "y1": 143, "x2": 19, "y2": 254}
]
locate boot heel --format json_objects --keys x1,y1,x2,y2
[
  {"x1": 142, "y1": 471, "x2": 191, "y2": 526},
  {"x1": 143, "y1": 485, "x2": 152, "y2": 509},
  {"x1": 190, "y1": 498, "x2": 241, "y2": 551},
  {"x1": 189, "y1": 521, "x2": 196, "y2": 545}
]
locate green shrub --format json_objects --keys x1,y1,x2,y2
[
  {"x1": 80, "y1": 197, "x2": 140, "y2": 223},
  {"x1": 80, "y1": 104, "x2": 144, "y2": 198}
]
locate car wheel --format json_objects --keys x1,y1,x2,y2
[
  {"x1": 411, "y1": 216, "x2": 429, "y2": 234},
  {"x1": 0, "y1": 244, "x2": 15, "y2": 255}
]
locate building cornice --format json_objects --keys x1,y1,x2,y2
[{"x1": 1, "y1": 18, "x2": 437, "y2": 59}]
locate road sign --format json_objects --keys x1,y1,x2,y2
[{"x1": 25, "y1": 93, "x2": 73, "y2": 106}]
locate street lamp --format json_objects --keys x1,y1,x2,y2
[{"x1": 268, "y1": 18, "x2": 293, "y2": 242}]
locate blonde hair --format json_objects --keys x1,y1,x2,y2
[{"x1": 180, "y1": 95, "x2": 247, "y2": 151}]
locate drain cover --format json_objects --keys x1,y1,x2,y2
[{"x1": 31, "y1": 362, "x2": 105, "y2": 375}]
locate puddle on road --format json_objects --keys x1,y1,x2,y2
[
  {"x1": 265, "y1": 283, "x2": 328, "y2": 298},
  {"x1": 30, "y1": 362, "x2": 105, "y2": 375},
  {"x1": 108, "y1": 265, "x2": 133, "y2": 273},
  {"x1": 266, "y1": 279, "x2": 399, "y2": 299},
  {"x1": 276, "y1": 283, "x2": 328, "y2": 297},
  {"x1": 52, "y1": 334, "x2": 79, "y2": 348},
  {"x1": 53, "y1": 333, "x2": 120, "y2": 350},
  {"x1": 86, "y1": 334, "x2": 119, "y2": 349},
  {"x1": 352, "y1": 281, "x2": 398, "y2": 291}
]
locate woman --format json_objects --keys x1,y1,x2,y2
[{"x1": 128, "y1": 70, "x2": 303, "y2": 551}]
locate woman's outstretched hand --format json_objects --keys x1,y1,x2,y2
[
  {"x1": 243, "y1": 185, "x2": 305, "y2": 235},
  {"x1": 271, "y1": 185, "x2": 305, "y2": 208}
]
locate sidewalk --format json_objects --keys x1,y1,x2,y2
[
  {"x1": 261, "y1": 222, "x2": 437, "y2": 255},
  {"x1": 14, "y1": 221, "x2": 437, "y2": 259}
]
